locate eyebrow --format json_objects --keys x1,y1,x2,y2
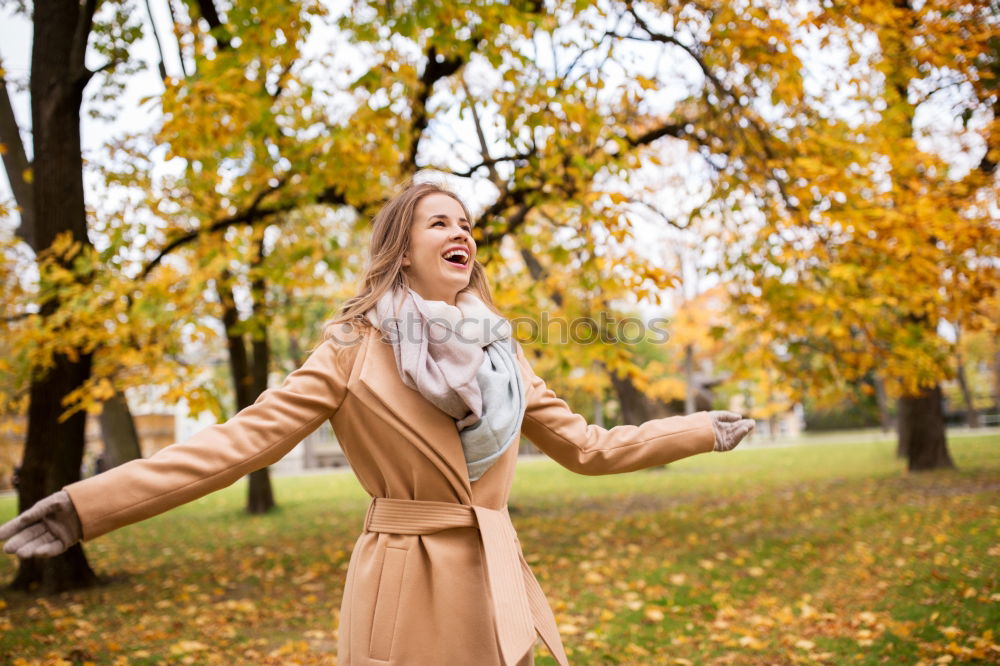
[{"x1": 428, "y1": 214, "x2": 472, "y2": 225}]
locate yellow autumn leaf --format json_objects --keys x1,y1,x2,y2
[
  {"x1": 169, "y1": 640, "x2": 209, "y2": 654},
  {"x1": 939, "y1": 626, "x2": 963, "y2": 639},
  {"x1": 738, "y1": 634, "x2": 766, "y2": 649}
]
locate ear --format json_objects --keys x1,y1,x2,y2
[{"x1": 401, "y1": 254, "x2": 411, "y2": 267}]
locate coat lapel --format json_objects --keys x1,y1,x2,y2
[{"x1": 351, "y1": 326, "x2": 473, "y2": 501}]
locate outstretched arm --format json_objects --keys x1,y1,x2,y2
[
  {"x1": 515, "y1": 346, "x2": 754, "y2": 475},
  {"x1": 1, "y1": 334, "x2": 360, "y2": 556}
]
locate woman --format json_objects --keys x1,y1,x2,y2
[{"x1": 0, "y1": 182, "x2": 754, "y2": 665}]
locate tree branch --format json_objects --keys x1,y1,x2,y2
[
  {"x1": 478, "y1": 194, "x2": 533, "y2": 250},
  {"x1": 166, "y1": 0, "x2": 191, "y2": 78},
  {"x1": 78, "y1": 59, "x2": 121, "y2": 91},
  {"x1": 1, "y1": 311, "x2": 34, "y2": 324},
  {"x1": 620, "y1": 4, "x2": 734, "y2": 106},
  {"x1": 269, "y1": 60, "x2": 294, "y2": 100},
  {"x1": 70, "y1": 0, "x2": 99, "y2": 77},
  {"x1": 0, "y1": 67, "x2": 34, "y2": 246},
  {"x1": 620, "y1": 4, "x2": 799, "y2": 212},
  {"x1": 461, "y1": 76, "x2": 500, "y2": 184},
  {"x1": 194, "y1": 0, "x2": 231, "y2": 50},
  {"x1": 520, "y1": 243, "x2": 564, "y2": 308},
  {"x1": 979, "y1": 96, "x2": 1000, "y2": 175},
  {"x1": 448, "y1": 152, "x2": 534, "y2": 178},
  {"x1": 626, "y1": 121, "x2": 686, "y2": 147},
  {"x1": 631, "y1": 198, "x2": 690, "y2": 231},
  {"x1": 141, "y1": 178, "x2": 289, "y2": 279},
  {"x1": 408, "y1": 45, "x2": 465, "y2": 168},
  {"x1": 140, "y1": 178, "x2": 351, "y2": 280},
  {"x1": 143, "y1": 0, "x2": 169, "y2": 81}
]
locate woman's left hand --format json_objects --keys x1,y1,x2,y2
[
  {"x1": 0, "y1": 490, "x2": 82, "y2": 559},
  {"x1": 709, "y1": 411, "x2": 755, "y2": 452}
]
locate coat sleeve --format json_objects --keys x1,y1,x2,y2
[
  {"x1": 515, "y1": 345, "x2": 716, "y2": 475},
  {"x1": 63, "y1": 336, "x2": 360, "y2": 541}
]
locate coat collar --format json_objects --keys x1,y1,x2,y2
[{"x1": 349, "y1": 325, "x2": 473, "y2": 501}]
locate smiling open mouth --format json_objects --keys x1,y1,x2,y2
[{"x1": 442, "y1": 249, "x2": 469, "y2": 266}]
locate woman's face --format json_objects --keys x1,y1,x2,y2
[{"x1": 402, "y1": 193, "x2": 476, "y2": 305}]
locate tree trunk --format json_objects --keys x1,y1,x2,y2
[
  {"x1": 302, "y1": 433, "x2": 316, "y2": 469},
  {"x1": 217, "y1": 240, "x2": 277, "y2": 515},
  {"x1": 12, "y1": 351, "x2": 100, "y2": 593},
  {"x1": 608, "y1": 371, "x2": 653, "y2": 425},
  {"x1": 10, "y1": 544, "x2": 97, "y2": 595},
  {"x1": 993, "y1": 344, "x2": 1000, "y2": 415},
  {"x1": 217, "y1": 277, "x2": 275, "y2": 514},
  {"x1": 683, "y1": 343, "x2": 696, "y2": 415},
  {"x1": 591, "y1": 360, "x2": 605, "y2": 428},
  {"x1": 897, "y1": 384, "x2": 955, "y2": 471},
  {"x1": 872, "y1": 375, "x2": 894, "y2": 435},
  {"x1": 877, "y1": 2, "x2": 955, "y2": 471},
  {"x1": 954, "y1": 354, "x2": 980, "y2": 428},
  {"x1": 953, "y1": 324, "x2": 980, "y2": 428},
  {"x1": 896, "y1": 410, "x2": 909, "y2": 460},
  {"x1": 10, "y1": 0, "x2": 101, "y2": 594},
  {"x1": 246, "y1": 468, "x2": 275, "y2": 513},
  {"x1": 246, "y1": 236, "x2": 275, "y2": 514},
  {"x1": 99, "y1": 390, "x2": 143, "y2": 468},
  {"x1": 218, "y1": 278, "x2": 253, "y2": 407},
  {"x1": 246, "y1": 319, "x2": 274, "y2": 514}
]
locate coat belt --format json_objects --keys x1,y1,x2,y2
[{"x1": 364, "y1": 497, "x2": 570, "y2": 666}]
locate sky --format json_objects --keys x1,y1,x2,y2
[
  {"x1": 0, "y1": 3, "x2": 175, "y2": 168},
  {"x1": 0, "y1": 1, "x2": 710, "y2": 325},
  {"x1": 0, "y1": 2, "x2": 989, "y2": 330}
]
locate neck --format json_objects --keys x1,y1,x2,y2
[{"x1": 406, "y1": 285, "x2": 459, "y2": 306}]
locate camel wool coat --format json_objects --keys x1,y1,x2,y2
[{"x1": 63, "y1": 322, "x2": 716, "y2": 665}]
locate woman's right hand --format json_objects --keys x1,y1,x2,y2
[{"x1": 0, "y1": 490, "x2": 83, "y2": 558}]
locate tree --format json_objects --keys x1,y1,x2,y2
[
  {"x1": 0, "y1": 0, "x2": 142, "y2": 592},
  {"x1": 711, "y1": 0, "x2": 998, "y2": 469}
]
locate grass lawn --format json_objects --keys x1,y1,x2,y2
[{"x1": 0, "y1": 434, "x2": 997, "y2": 665}]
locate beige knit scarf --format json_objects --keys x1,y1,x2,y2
[{"x1": 364, "y1": 286, "x2": 525, "y2": 481}]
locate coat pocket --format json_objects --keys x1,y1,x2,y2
[{"x1": 368, "y1": 545, "x2": 409, "y2": 661}]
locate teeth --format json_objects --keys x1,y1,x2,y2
[{"x1": 443, "y1": 248, "x2": 469, "y2": 264}]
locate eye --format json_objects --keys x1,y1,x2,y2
[{"x1": 431, "y1": 220, "x2": 472, "y2": 233}]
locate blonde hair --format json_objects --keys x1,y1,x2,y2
[{"x1": 322, "y1": 182, "x2": 502, "y2": 341}]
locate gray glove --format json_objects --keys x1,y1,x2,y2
[
  {"x1": 0, "y1": 490, "x2": 83, "y2": 558},
  {"x1": 709, "y1": 411, "x2": 755, "y2": 452}
]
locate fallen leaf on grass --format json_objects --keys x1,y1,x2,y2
[
  {"x1": 169, "y1": 640, "x2": 209, "y2": 655},
  {"x1": 737, "y1": 634, "x2": 766, "y2": 649},
  {"x1": 644, "y1": 607, "x2": 665, "y2": 622}
]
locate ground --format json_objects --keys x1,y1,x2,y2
[{"x1": 0, "y1": 434, "x2": 997, "y2": 665}]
